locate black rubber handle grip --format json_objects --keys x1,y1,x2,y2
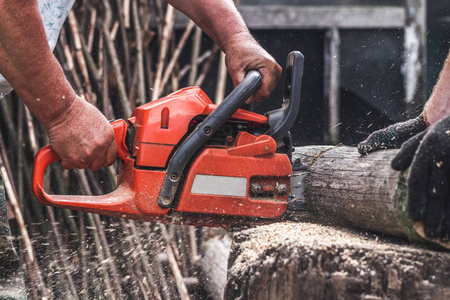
[
  {"x1": 157, "y1": 70, "x2": 262, "y2": 208},
  {"x1": 265, "y1": 51, "x2": 304, "y2": 144}
]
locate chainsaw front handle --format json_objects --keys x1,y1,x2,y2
[
  {"x1": 265, "y1": 51, "x2": 304, "y2": 143},
  {"x1": 157, "y1": 70, "x2": 263, "y2": 208},
  {"x1": 32, "y1": 119, "x2": 129, "y2": 204}
]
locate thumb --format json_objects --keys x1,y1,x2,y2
[{"x1": 391, "y1": 130, "x2": 427, "y2": 171}]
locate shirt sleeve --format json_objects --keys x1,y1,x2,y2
[{"x1": 0, "y1": 0, "x2": 75, "y2": 98}]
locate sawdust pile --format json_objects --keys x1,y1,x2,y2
[
  {"x1": 230, "y1": 222, "x2": 430, "y2": 277},
  {"x1": 226, "y1": 222, "x2": 450, "y2": 300}
]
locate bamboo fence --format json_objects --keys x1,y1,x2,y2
[{"x1": 0, "y1": 1, "x2": 226, "y2": 299}]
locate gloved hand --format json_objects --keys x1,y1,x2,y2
[
  {"x1": 391, "y1": 116, "x2": 450, "y2": 239},
  {"x1": 358, "y1": 114, "x2": 428, "y2": 155}
]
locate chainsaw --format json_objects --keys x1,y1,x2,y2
[{"x1": 32, "y1": 51, "x2": 305, "y2": 229}]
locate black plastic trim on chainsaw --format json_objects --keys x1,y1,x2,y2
[
  {"x1": 157, "y1": 70, "x2": 262, "y2": 209},
  {"x1": 265, "y1": 51, "x2": 304, "y2": 146}
]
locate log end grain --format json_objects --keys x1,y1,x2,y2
[{"x1": 226, "y1": 222, "x2": 450, "y2": 300}]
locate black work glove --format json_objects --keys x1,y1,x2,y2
[
  {"x1": 391, "y1": 116, "x2": 450, "y2": 240},
  {"x1": 358, "y1": 115, "x2": 427, "y2": 155}
]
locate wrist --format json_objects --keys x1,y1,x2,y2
[
  {"x1": 221, "y1": 31, "x2": 254, "y2": 54},
  {"x1": 42, "y1": 93, "x2": 81, "y2": 131},
  {"x1": 23, "y1": 86, "x2": 77, "y2": 130},
  {"x1": 14, "y1": 58, "x2": 77, "y2": 129},
  {"x1": 423, "y1": 104, "x2": 450, "y2": 126}
]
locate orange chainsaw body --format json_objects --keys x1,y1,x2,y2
[
  {"x1": 33, "y1": 87, "x2": 290, "y2": 227},
  {"x1": 33, "y1": 51, "x2": 304, "y2": 228}
]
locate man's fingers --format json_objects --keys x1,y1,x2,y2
[
  {"x1": 249, "y1": 66, "x2": 281, "y2": 103},
  {"x1": 60, "y1": 160, "x2": 76, "y2": 170},
  {"x1": 87, "y1": 139, "x2": 117, "y2": 170},
  {"x1": 391, "y1": 130, "x2": 426, "y2": 171},
  {"x1": 251, "y1": 85, "x2": 272, "y2": 103},
  {"x1": 229, "y1": 67, "x2": 245, "y2": 88},
  {"x1": 237, "y1": 69, "x2": 273, "y2": 104},
  {"x1": 244, "y1": 95, "x2": 254, "y2": 105},
  {"x1": 60, "y1": 158, "x2": 89, "y2": 170},
  {"x1": 423, "y1": 167, "x2": 448, "y2": 238},
  {"x1": 105, "y1": 141, "x2": 118, "y2": 167},
  {"x1": 88, "y1": 156, "x2": 107, "y2": 171}
]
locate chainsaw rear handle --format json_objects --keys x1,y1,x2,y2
[
  {"x1": 265, "y1": 51, "x2": 304, "y2": 144},
  {"x1": 32, "y1": 119, "x2": 129, "y2": 202},
  {"x1": 157, "y1": 70, "x2": 262, "y2": 208}
]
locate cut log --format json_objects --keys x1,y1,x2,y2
[
  {"x1": 224, "y1": 146, "x2": 450, "y2": 300},
  {"x1": 290, "y1": 146, "x2": 449, "y2": 249},
  {"x1": 225, "y1": 222, "x2": 450, "y2": 300}
]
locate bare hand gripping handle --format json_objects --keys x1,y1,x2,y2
[{"x1": 32, "y1": 119, "x2": 129, "y2": 206}]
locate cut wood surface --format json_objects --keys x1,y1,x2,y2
[
  {"x1": 290, "y1": 146, "x2": 449, "y2": 249},
  {"x1": 226, "y1": 222, "x2": 450, "y2": 300},
  {"x1": 223, "y1": 146, "x2": 450, "y2": 300}
]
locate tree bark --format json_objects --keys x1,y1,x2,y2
[{"x1": 290, "y1": 146, "x2": 449, "y2": 249}]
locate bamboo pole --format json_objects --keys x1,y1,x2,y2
[
  {"x1": 117, "y1": 0, "x2": 131, "y2": 81},
  {"x1": 102, "y1": 0, "x2": 132, "y2": 117},
  {"x1": 55, "y1": 28, "x2": 88, "y2": 98},
  {"x1": 188, "y1": 26, "x2": 203, "y2": 86},
  {"x1": 77, "y1": 169, "x2": 125, "y2": 299},
  {"x1": 17, "y1": 102, "x2": 24, "y2": 211},
  {"x1": 86, "y1": 8, "x2": 97, "y2": 52},
  {"x1": 129, "y1": 220, "x2": 163, "y2": 300},
  {"x1": 215, "y1": 51, "x2": 227, "y2": 104},
  {"x1": 78, "y1": 211, "x2": 89, "y2": 300},
  {"x1": 86, "y1": 212, "x2": 117, "y2": 300},
  {"x1": 188, "y1": 226, "x2": 198, "y2": 262},
  {"x1": 159, "y1": 20, "x2": 195, "y2": 93},
  {"x1": 195, "y1": 45, "x2": 220, "y2": 86},
  {"x1": 143, "y1": 222, "x2": 173, "y2": 300},
  {"x1": 152, "y1": 4, "x2": 175, "y2": 100},
  {"x1": 179, "y1": 47, "x2": 215, "y2": 80},
  {"x1": 0, "y1": 132, "x2": 50, "y2": 299},
  {"x1": 0, "y1": 98, "x2": 17, "y2": 139},
  {"x1": 124, "y1": 0, "x2": 131, "y2": 29},
  {"x1": 119, "y1": 219, "x2": 151, "y2": 299},
  {"x1": 160, "y1": 224, "x2": 191, "y2": 300},
  {"x1": 46, "y1": 206, "x2": 80, "y2": 300},
  {"x1": 132, "y1": 0, "x2": 146, "y2": 106},
  {"x1": 68, "y1": 11, "x2": 95, "y2": 104}
]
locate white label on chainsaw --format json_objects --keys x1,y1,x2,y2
[{"x1": 190, "y1": 175, "x2": 247, "y2": 197}]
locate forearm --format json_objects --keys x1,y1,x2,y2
[
  {"x1": 424, "y1": 50, "x2": 450, "y2": 125},
  {"x1": 166, "y1": 0, "x2": 252, "y2": 53},
  {"x1": 0, "y1": 0, "x2": 75, "y2": 128}
]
